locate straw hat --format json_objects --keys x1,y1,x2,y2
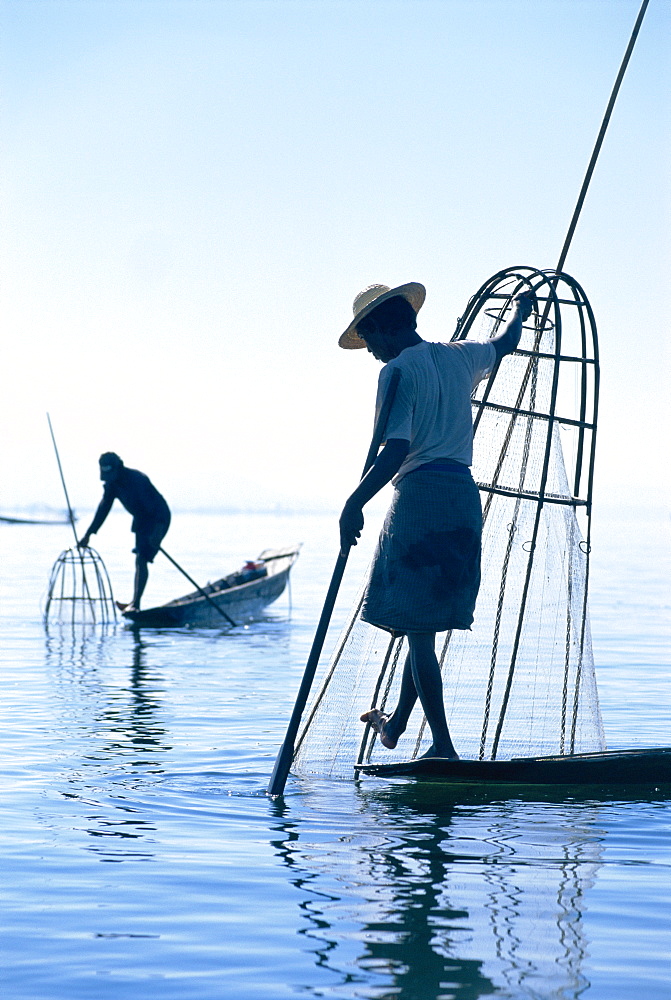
[{"x1": 339, "y1": 281, "x2": 426, "y2": 349}]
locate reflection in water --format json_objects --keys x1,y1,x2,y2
[
  {"x1": 43, "y1": 624, "x2": 172, "y2": 859},
  {"x1": 45, "y1": 623, "x2": 171, "y2": 760},
  {"x1": 44, "y1": 619, "x2": 116, "y2": 675},
  {"x1": 271, "y1": 783, "x2": 606, "y2": 999}
]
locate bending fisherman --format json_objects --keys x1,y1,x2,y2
[
  {"x1": 78, "y1": 452, "x2": 171, "y2": 612},
  {"x1": 338, "y1": 282, "x2": 535, "y2": 759}
]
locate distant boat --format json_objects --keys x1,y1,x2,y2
[
  {"x1": 0, "y1": 511, "x2": 75, "y2": 525},
  {"x1": 122, "y1": 545, "x2": 301, "y2": 628}
]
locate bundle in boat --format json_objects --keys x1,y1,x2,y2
[{"x1": 292, "y1": 267, "x2": 611, "y2": 783}]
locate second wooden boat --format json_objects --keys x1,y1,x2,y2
[{"x1": 122, "y1": 545, "x2": 301, "y2": 628}]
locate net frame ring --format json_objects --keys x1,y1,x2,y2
[{"x1": 483, "y1": 303, "x2": 554, "y2": 334}]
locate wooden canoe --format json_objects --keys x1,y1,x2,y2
[
  {"x1": 0, "y1": 512, "x2": 74, "y2": 525},
  {"x1": 355, "y1": 747, "x2": 671, "y2": 786},
  {"x1": 122, "y1": 545, "x2": 301, "y2": 628}
]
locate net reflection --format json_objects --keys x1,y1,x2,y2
[
  {"x1": 270, "y1": 783, "x2": 606, "y2": 999},
  {"x1": 43, "y1": 624, "x2": 172, "y2": 859},
  {"x1": 46, "y1": 623, "x2": 172, "y2": 765},
  {"x1": 44, "y1": 619, "x2": 117, "y2": 675}
]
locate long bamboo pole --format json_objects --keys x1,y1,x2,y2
[
  {"x1": 158, "y1": 547, "x2": 237, "y2": 628},
  {"x1": 483, "y1": 0, "x2": 650, "y2": 750},
  {"x1": 46, "y1": 413, "x2": 79, "y2": 547},
  {"x1": 267, "y1": 368, "x2": 402, "y2": 796},
  {"x1": 554, "y1": 0, "x2": 650, "y2": 276}
]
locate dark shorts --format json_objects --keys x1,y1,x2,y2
[
  {"x1": 360, "y1": 467, "x2": 483, "y2": 634},
  {"x1": 133, "y1": 515, "x2": 171, "y2": 563}
]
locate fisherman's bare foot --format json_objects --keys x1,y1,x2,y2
[
  {"x1": 419, "y1": 744, "x2": 460, "y2": 761},
  {"x1": 360, "y1": 709, "x2": 398, "y2": 750},
  {"x1": 123, "y1": 602, "x2": 139, "y2": 614}
]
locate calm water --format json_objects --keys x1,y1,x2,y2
[{"x1": 1, "y1": 507, "x2": 669, "y2": 1000}]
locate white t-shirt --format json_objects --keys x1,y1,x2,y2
[{"x1": 375, "y1": 339, "x2": 496, "y2": 483}]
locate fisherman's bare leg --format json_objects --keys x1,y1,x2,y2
[
  {"x1": 361, "y1": 634, "x2": 458, "y2": 758},
  {"x1": 406, "y1": 631, "x2": 458, "y2": 759},
  {"x1": 371, "y1": 650, "x2": 419, "y2": 745},
  {"x1": 360, "y1": 646, "x2": 421, "y2": 747},
  {"x1": 128, "y1": 555, "x2": 149, "y2": 612},
  {"x1": 359, "y1": 708, "x2": 399, "y2": 748}
]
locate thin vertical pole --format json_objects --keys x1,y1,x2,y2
[
  {"x1": 46, "y1": 413, "x2": 79, "y2": 547},
  {"x1": 555, "y1": 0, "x2": 650, "y2": 275},
  {"x1": 46, "y1": 414, "x2": 96, "y2": 619}
]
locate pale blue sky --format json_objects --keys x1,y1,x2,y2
[{"x1": 1, "y1": 0, "x2": 669, "y2": 515}]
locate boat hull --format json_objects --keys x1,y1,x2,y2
[
  {"x1": 122, "y1": 546, "x2": 300, "y2": 628},
  {"x1": 355, "y1": 747, "x2": 671, "y2": 786}
]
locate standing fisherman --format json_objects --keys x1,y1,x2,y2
[
  {"x1": 338, "y1": 282, "x2": 535, "y2": 759},
  {"x1": 78, "y1": 453, "x2": 171, "y2": 612}
]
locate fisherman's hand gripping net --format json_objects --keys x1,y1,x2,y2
[{"x1": 292, "y1": 267, "x2": 605, "y2": 778}]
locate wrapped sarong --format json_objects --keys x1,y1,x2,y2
[{"x1": 361, "y1": 467, "x2": 482, "y2": 634}]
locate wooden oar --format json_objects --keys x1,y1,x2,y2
[
  {"x1": 158, "y1": 547, "x2": 237, "y2": 627},
  {"x1": 268, "y1": 368, "x2": 402, "y2": 797}
]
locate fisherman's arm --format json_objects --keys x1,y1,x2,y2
[
  {"x1": 78, "y1": 490, "x2": 114, "y2": 547},
  {"x1": 490, "y1": 289, "x2": 537, "y2": 362},
  {"x1": 339, "y1": 438, "x2": 410, "y2": 554}
]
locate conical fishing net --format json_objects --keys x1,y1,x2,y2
[
  {"x1": 44, "y1": 546, "x2": 117, "y2": 625},
  {"x1": 293, "y1": 268, "x2": 605, "y2": 778}
]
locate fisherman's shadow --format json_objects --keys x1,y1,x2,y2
[{"x1": 268, "y1": 779, "x2": 620, "y2": 1000}]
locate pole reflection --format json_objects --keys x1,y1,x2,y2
[{"x1": 270, "y1": 782, "x2": 607, "y2": 999}]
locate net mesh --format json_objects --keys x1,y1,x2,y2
[{"x1": 293, "y1": 268, "x2": 605, "y2": 778}]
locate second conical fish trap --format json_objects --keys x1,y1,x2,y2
[
  {"x1": 44, "y1": 546, "x2": 117, "y2": 625},
  {"x1": 292, "y1": 267, "x2": 605, "y2": 779}
]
